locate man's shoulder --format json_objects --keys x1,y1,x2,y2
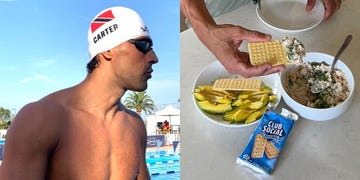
[
  {"x1": 117, "y1": 104, "x2": 146, "y2": 131},
  {"x1": 5, "y1": 99, "x2": 65, "y2": 157},
  {"x1": 117, "y1": 103, "x2": 142, "y2": 120},
  {"x1": 14, "y1": 93, "x2": 69, "y2": 127}
]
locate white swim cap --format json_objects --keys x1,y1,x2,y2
[{"x1": 88, "y1": 6, "x2": 149, "y2": 60}]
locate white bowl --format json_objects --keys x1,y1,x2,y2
[
  {"x1": 193, "y1": 61, "x2": 282, "y2": 128},
  {"x1": 279, "y1": 52, "x2": 355, "y2": 121}
]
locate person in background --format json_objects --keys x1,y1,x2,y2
[
  {"x1": 0, "y1": 6, "x2": 158, "y2": 180},
  {"x1": 162, "y1": 120, "x2": 170, "y2": 133},
  {"x1": 180, "y1": 0, "x2": 341, "y2": 78}
]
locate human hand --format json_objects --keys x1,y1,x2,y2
[
  {"x1": 306, "y1": 0, "x2": 341, "y2": 20},
  {"x1": 203, "y1": 24, "x2": 285, "y2": 78}
]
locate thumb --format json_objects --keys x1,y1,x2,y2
[
  {"x1": 240, "y1": 28, "x2": 272, "y2": 42},
  {"x1": 306, "y1": 0, "x2": 316, "y2": 12}
]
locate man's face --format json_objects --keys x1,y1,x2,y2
[{"x1": 110, "y1": 36, "x2": 158, "y2": 92}]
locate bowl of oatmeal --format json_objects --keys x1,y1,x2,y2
[{"x1": 279, "y1": 52, "x2": 355, "y2": 121}]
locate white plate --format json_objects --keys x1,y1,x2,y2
[
  {"x1": 193, "y1": 61, "x2": 282, "y2": 128},
  {"x1": 256, "y1": 0, "x2": 325, "y2": 32}
]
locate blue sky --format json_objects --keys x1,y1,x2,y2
[{"x1": 0, "y1": 0, "x2": 180, "y2": 114}]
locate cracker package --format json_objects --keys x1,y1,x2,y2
[{"x1": 236, "y1": 108, "x2": 298, "y2": 174}]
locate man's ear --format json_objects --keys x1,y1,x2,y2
[{"x1": 100, "y1": 49, "x2": 113, "y2": 61}]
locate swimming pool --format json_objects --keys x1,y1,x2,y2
[
  {"x1": 146, "y1": 149, "x2": 180, "y2": 179},
  {"x1": 0, "y1": 140, "x2": 180, "y2": 178},
  {"x1": 0, "y1": 139, "x2": 5, "y2": 160}
]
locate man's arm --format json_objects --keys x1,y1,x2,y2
[
  {"x1": 136, "y1": 117, "x2": 150, "y2": 180},
  {"x1": 0, "y1": 102, "x2": 61, "y2": 180},
  {"x1": 180, "y1": 0, "x2": 284, "y2": 78},
  {"x1": 180, "y1": 0, "x2": 217, "y2": 33}
]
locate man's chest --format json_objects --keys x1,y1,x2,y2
[{"x1": 48, "y1": 118, "x2": 143, "y2": 179}]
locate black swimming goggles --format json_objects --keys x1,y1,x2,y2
[{"x1": 128, "y1": 38, "x2": 153, "y2": 54}]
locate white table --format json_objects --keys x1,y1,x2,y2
[{"x1": 180, "y1": 1, "x2": 360, "y2": 179}]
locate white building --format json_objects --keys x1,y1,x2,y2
[
  {"x1": 146, "y1": 105, "x2": 180, "y2": 145},
  {"x1": 0, "y1": 130, "x2": 6, "y2": 139}
]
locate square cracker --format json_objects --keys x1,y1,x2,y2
[
  {"x1": 265, "y1": 140, "x2": 279, "y2": 159},
  {"x1": 213, "y1": 78, "x2": 262, "y2": 91},
  {"x1": 248, "y1": 40, "x2": 289, "y2": 66},
  {"x1": 251, "y1": 134, "x2": 267, "y2": 158}
]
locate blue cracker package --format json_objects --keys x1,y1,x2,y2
[{"x1": 236, "y1": 108, "x2": 298, "y2": 174}]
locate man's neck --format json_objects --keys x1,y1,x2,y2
[{"x1": 72, "y1": 74, "x2": 126, "y2": 120}]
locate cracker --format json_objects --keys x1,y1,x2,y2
[
  {"x1": 265, "y1": 140, "x2": 279, "y2": 159},
  {"x1": 213, "y1": 78, "x2": 262, "y2": 91},
  {"x1": 251, "y1": 134, "x2": 266, "y2": 158},
  {"x1": 248, "y1": 40, "x2": 289, "y2": 66}
]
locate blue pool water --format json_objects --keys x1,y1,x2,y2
[
  {"x1": 151, "y1": 172, "x2": 180, "y2": 180},
  {"x1": 0, "y1": 139, "x2": 5, "y2": 160},
  {"x1": 146, "y1": 149, "x2": 180, "y2": 179}
]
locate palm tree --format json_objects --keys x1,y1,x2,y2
[
  {"x1": 123, "y1": 91, "x2": 156, "y2": 116},
  {"x1": 0, "y1": 107, "x2": 12, "y2": 129}
]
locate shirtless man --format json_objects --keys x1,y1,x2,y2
[{"x1": 0, "y1": 6, "x2": 157, "y2": 180}]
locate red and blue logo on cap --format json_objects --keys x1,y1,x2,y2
[{"x1": 91, "y1": 10, "x2": 115, "y2": 33}]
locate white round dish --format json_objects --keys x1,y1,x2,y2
[
  {"x1": 280, "y1": 52, "x2": 355, "y2": 121},
  {"x1": 193, "y1": 61, "x2": 282, "y2": 128},
  {"x1": 256, "y1": 0, "x2": 325, "y2": 33}
]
